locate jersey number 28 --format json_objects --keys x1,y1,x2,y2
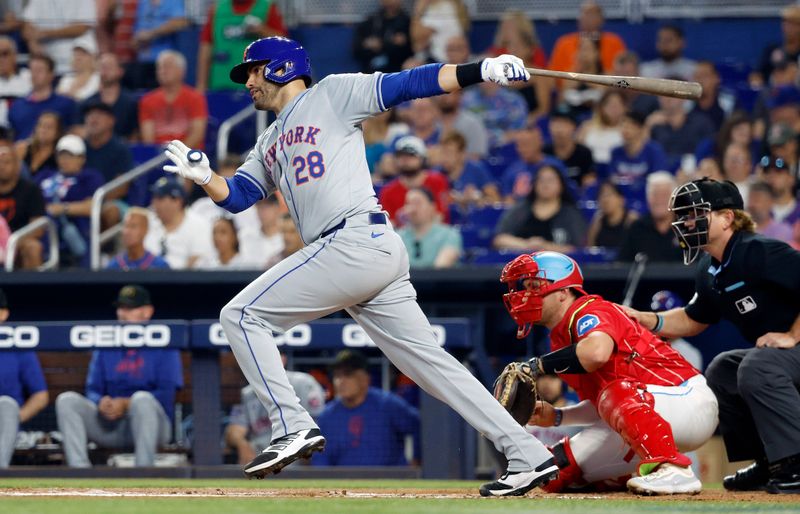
[{"x1": 293, "y1": 151, "x2": 326, "y2": 185}]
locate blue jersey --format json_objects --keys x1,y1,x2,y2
[
  {"x1": 311, "y1": 387, "x2": 419, "y2": 466},
  {"x1": 106, "y1": 251, "x2": 170, "y2": 270},
  {"x1": 607, "y1": 141, "x2": 668, "y2": 185},
  {"x1": 450, "y1": 160, "x2": 495, "y2": 193},
  {"x1": 9, "y1": 93, "x2": 77, "y2": 140},
  {"x1": 0, "y1": 351, "x2": 47, "y2": 405},
  {"x1": 86, "y1": 349, "x2": 183, "y2": 420}
]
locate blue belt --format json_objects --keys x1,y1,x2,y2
[{"x1": 320, "y1": 212, "x2": 387, "y2": 239}]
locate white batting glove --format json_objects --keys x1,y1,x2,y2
[
  {"x1": 481, "y1": 54, "x2": 530, "y2": 86},
  {"x1": 163, "y1": 140, "x2": 213, "y2": 185}
]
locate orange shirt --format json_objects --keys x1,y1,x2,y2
[
  {"x1": 548, "y1": 31, "x2": 626, "y2": 76},
  {"x1": 139, "y1": 85, "x2": 209, "y2": 149}
]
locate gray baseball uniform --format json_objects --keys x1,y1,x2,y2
[{"x1": 219, "y1": 72, "x2": 552, "y2": 472}]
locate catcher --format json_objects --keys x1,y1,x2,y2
[{"x1": 494, "y1": 251, "x2": 718, "y2": 495}]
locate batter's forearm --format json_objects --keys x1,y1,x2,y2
[
  {"x1": 438, "y1": 64, "x2": 459, "y2": 92},
  {"x1": 202, "y1": 173, "x2": 231, "y2": 203}
]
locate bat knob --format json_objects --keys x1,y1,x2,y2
[{"x1": 187, "y1": 150, "x2": 203, "y2": 164}]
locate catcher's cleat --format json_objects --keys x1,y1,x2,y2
[
  {"x1": 723, "y1": 460, "x2": 768, "y2": 491},
  {"x1": 244, "y1": 428, "x2": 325, "y2": 479},
  {"x1": 479, "y1": 458, "x2": 559, "y2": 497},
  {"x1": 626, "y1": 463, "x2": 701, "y2": 495}
]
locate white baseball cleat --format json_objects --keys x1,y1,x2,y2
[
  {"x1": 479, "y1": 459, "x2": 559, "y2": 497},
  {"x1": 244, "y1": 428, "x2": 325, "y2": 479},
  {"x1": 626, "y1": 463, "x2": 702, "y2": 495}
]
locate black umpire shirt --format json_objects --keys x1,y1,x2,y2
[{"x1": 685, "y1": 231, "x2": 800, "y2": 344}]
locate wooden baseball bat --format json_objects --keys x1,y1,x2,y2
[{"x1": 527, "y1": 68, "x2": 702, "y2": 100}]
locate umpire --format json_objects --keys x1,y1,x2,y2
[{"x1": 624, "y1": 177, "x2": 800, "y2": 494}]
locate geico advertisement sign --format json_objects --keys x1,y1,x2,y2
[
  {"x1": 208, "y1": 323, "x2": 447, "y2": 347},
  {"x1": 70, "y1": 325, "x2": 171, "y2": 348},
  {"x1": 0, "y1": 326, "x2": 40, "y2": 348}
]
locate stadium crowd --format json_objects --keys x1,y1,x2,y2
[{"x1": 0, "y1": 0, "x2": 798, "y2": 272}]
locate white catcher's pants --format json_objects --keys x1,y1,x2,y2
[{"x1": 219, "y1": 217, "x2": 553, "y2": 471}]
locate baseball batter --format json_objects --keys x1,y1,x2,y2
[{"x1": 163, "y1": 36, "x2": 557, "y2": 496}]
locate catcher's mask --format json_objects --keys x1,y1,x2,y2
[
  {"x1": 500, "y1": 251, "x2": 585, "y2": 338},
  {"x1": 668, "y1": 178, "x2": 743, "y2": 265}
]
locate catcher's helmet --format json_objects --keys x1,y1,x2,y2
[
  {"x1": 668, "y1": 178, "x2": 743, "y2": 265},
  {"x1": 500, "y1": 251, "x2": 585, "y2": 338},
  {"x1": 229, "y1": 37, "x2": 312, "y2": 86},
  {"x1": 650, "y1": 290, "x2": 684, "y2": 312}
]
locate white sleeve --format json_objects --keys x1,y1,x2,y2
[
  {"x1": 318, "y1": 73, "x2": 384, "y2": 126},
  {"x1": 72, "y1": 0, "x2": 97, "y2": 24}
]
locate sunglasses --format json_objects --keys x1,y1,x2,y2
[{"x1": 759, "y1": 155, "x2": 789, "y2": 171}]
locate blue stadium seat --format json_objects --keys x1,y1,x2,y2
[
  {"x1": 483, "y1": 142, "x2": 518, "y2": 180},
  {"x1": 459, "y1": 225, "x2": 494, "y2": 250},
  {"x1": 469, "y1": 248, "x2": 525, "y2": 265},
  {"x1": 733, "y1": 84, "x2": 761, "y2": 113},
  {"x1": 570, "y1": 247, "x2": 618, "y2": 264},
  {"x1": 715, "y1": 60, "x2": 751, "y2": 88},
  {"x1": 465, "y1": 204, "x2": 506, "y2": 229},
  {"x1": 129, "y1": 143, "x2": 161, "y2": 165}
]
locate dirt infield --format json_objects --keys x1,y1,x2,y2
[{"x1": 1, "y1": 487, "x2": 797, "y2": 502}]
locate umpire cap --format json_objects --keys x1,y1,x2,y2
[
  {"x1": 229, "y1": 37, "x2": 312, "y2": 86},
  {"x1": 115, "y1": 285, "x2": 152, "y2": 308}
]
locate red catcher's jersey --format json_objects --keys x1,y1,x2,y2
[{"x1": 550, "y1": 295, "x2": 699, "y2": 404}]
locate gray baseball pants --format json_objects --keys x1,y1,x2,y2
[
  {"x1": 0, "y1": 396, "x2": 19, "y2": 468},
  {"x1": 219, "y1": 219, "x2": 552, "y2": 472}
]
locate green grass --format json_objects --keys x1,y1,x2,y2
[{"x1": 0, "y1": 479, "x2": 795, "y2": 514}]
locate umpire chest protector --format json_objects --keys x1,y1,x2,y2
[{"x1": 686, "y1": 231, "x2": 800, "y2": 344}]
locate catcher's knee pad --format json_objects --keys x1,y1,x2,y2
[
  {"x1": 596, "y1": 380, "x2": 691, "y2": 474},
  {"x1": 542, "y1": 437, "x2": 584, "y2": 493}
]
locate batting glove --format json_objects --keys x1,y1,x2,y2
[
  {"x1": 163, "y1": 140, "x2": 213, "y2": 185},
  {"x1": 481, "y1": 54, "x2": 530, "y2": 86}
]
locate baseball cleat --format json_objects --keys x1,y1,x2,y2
[
  {"x1": 244, "y1": 428, "x2": 325, "y2": 479},
  {"x1": 479, "y1": 458, "x2": 559, "y2": 497},
  {"x1": 626, "y1": 463, "x2": 702, "y2": 495}
]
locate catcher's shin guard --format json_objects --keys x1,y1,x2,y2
[
  {"x1": 596, "y1": 380, "x2": 691, "y2": 475},
  {"x1": 542, "y1": 437, "x2": 584, "y2": 493}
]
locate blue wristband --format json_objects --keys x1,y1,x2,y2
[
  {"x1": 554, "y1": 408, "x2": 563, "y2": 427},
  {"x1": 653, "y1": 314, "x2": 664, "y2": 333}
]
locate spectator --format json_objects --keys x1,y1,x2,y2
[
  {"x1": 766, "y1": 123, "x2": 799, "y2": 182},
  {"x1": 106, "y1": 207, "x2": 170, "y2": 270},
  {"x1": 36, "y1": 134, "x2": 104, "y2": 268},
  {"x1": 264, "y1": 212, "x2": 303, "y2": 269},
  {"x1": 586, "y1": 180, "x2": 638, "y2": 249},
  {"x1": 756, "y1": 5, "x2": 800, "y2": 85},
  {"x1": 607, "y1": 110, "x2": 668, "y2": 204},
  {"x1": 21, "y1": 0, "x2": 96, "y2": 76},
  {"x1": 690, "y1": 61, "x2": 736, "y2": 132},
  {"x1": 353, "y1": 0, "x2": 412, "y2": 74},
  {"x1": 239, "y1": 195, "x2": 285, "y2": 269},
  {"x1": 695, "y1": 111, "x2": 758, "y2": 162},
  {"x1": 748, "y1": 181, "x2": 794, "y2": 244},
  {"x1": 765, "y1": 85, "x2": 800, "y2": 135},
  {"x1": 560, "y1": 36, "x2": 604, "y2": 117},
  {"x1": 487, "y1": 10, "x2": 547, "y2": 68},
  {"x1": 14, "y1": 111, "x2": 63, "y2": 179},
  {"x1": 187, "y1": 155, "x2": 259, "y2": 235},
  {"x1": 83, "y1": 101, "x2": 134, "y2": 228},
  {"x1": 56, "y1": 284, "x2": 183, "y2": 468},
  {"x1": 379, "y1": 135, "x2": 449, "y2": 225},
  {"x1": 648, "y1": 92, "x2": 715, "y2": 171},
  {"x1": 363, "y1": 111, "x2": 393, "y2": 177},
  {"x1": 752, "y1": 56, "x2": 798, "y2": 134},
  {"x1": 139, "y1": 50, "x2": 208, "y2": 150},
  {"x1": 0, "y1": 140, "x2": 45, "y2": 269},
  {"x1": 461, "y1": 79, "x2": 529, "y2": 149},
  {"x1": 98, "y1": 0, "x2": 138, "y2": 66},
  {"x1": 8, "y1": 54, "x2": 76, "y2": 141},
  {"x1": 611, "y1": 51, "x2": 659, "y2": 118},
  {"x1": 398, "y1": 187, "x2": 462, "y2": 269},
  {"x1": 435, "y1": 89, "x2": 488, "y2": 159},
  {"x1": 410, "y1": 0, "x2": 469, "y2": 63},
  {"x1": 760, "y1": 155, "x2": 800, "y2": 225},
  {"x1": 56, "y1": 39, "x2": 100, "y2": 101},
  {"x1": 501, "y1": 123, "x2": 566, "y2": 203},
  {"x1": 197, "y1": 0, "x2": 287, "y2": 92},
  {"x1": 444, "y1": 34, "x2": 471, "y2": 64},
  {"x1": 407, "y1": 97, "x2": 441, "y2": 147},
  {"x1": 0, "y1": 289, "x2": 48, "y2": 468},
  {"x1": 144, "y1": 176, "x2": 214, "y2": 269},
  {"x1": 0, "y1": 36, "x2": 32, "y2": 127},
  {"x1": 0, "y1": 3, "x2": 22, "y2": 37},
  {"x1": 312, "y1": 350, "x2": 419, "y2": 466},
  {"x1": 543, "y1": 106, "x2": 596, "y2": 187},
  {"x1": 82, "y1": 52, "x2": 139, "y2": 140},
  {"x1": 494, "y1": 164, "x2": 586, "y2": 253},
  {"x1": 694, "y1": 156, "x2": 725, "y2": 182},
  {"x1": 577, "y1": 90, "x2": 625, "y2": 165},
  {"x1": 439, "y1": 131, "x2": 498, "y2": 208},
  {"x1": 722, "y1": 143, "x2": 754, "y2": 206},
  {"x1": 618, "y1": 171, "x2": 683, "y2": 262},
  {"x1": 225, "y1": 353, "x2": 325, "y2": 465},
  {"x1": 640, "y1": 25, "x2": 696, "y2": 82},
  {"x1": 198, "y1": 217, "x2": 249, "y2": 269},
  {"x1": 128, "y1": 0, "x2": 188, "y2": 90},
  {"x1": 525, "y1": 375, "x2": 580, "y2": 447},
  {"x1": 549, "y1": 0, "x2": 625, "y2": 76}
]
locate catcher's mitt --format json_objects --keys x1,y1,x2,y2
[{"x1": 492, "y1": 362, "x2": 539, "y2": 425}]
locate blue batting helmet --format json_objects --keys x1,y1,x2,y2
[
  {"x1": 229, "y1": 37, "x2": 312, "y2": 86},
  {"x1": 650, "y1": 290, "x2": 684, "y2": 312}
]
